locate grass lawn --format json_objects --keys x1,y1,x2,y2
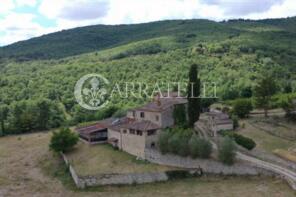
[
  {"x1": 239, "y1": 120, "x2": 295, "y2": 153},
  {"x1": 81, "y1": 176, "x2": 296, "y2": 197},
  {"x1": 249, "y1": 116, "x2": 296, "y2": 140},
  {"x1": 0, "y1": 131, "x2": 295, "y2": 196},
  {"x1": 65, "y1": 142, "x2": 175, "y2": 176},
  {"x1": 43, "y1": 152, "x2": 296, "y2": 197}
]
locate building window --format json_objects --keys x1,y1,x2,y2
[
  {"x1": 136, "y1": 130, "x2": 143, "y2": 136},
  {"x1": 140, "y1": 112, "x2": 145, "y2": 118},
  {"x1": 132, "y1": 111, "x2": 136, "y2": 117},
  {"x1": 130, "y1": 129, "x2": 135, "y2": 134},
  {"x1": 147, "y1": 130, "x2": 156, "y2": 136},
  {"x1": 155, "y1": 115, "x2": 159, "y2": 121}
]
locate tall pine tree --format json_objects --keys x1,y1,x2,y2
[
  {"x1": 187, "y1": 64, "x2": 201, "y2": 128},
  {"x1": 254, "y1": 75, "x2": 277, "y2": 117}
]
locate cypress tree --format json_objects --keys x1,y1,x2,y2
[{"x1": 187, "y1": 64, "x2": 201, "y2": 128}]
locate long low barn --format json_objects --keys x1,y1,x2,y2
[{"x1": 75, "y1": 118, "x2": 115, "y2": 144}]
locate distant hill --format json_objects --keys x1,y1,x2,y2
[{"x1": 0, "y1": 19, "x2": 239, "y2": 60}]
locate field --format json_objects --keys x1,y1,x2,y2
[
  {"x1": 239, "y1": 119, "x2": 295, "y2": 153},
  {"x1": 249, "y1": 115, "x2": 296, "y2": 140},
  {"x1": 0, "y1": 132, "x2": 295, "y2": 197},
  {"x1": 65, "y1": 142, "x2": 175, "y2": 176}
]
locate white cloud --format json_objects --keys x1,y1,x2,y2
[
  {"x1": 15, "y1": 0, "x2": 38, "y2": 7},
  {"x1": 246, "y1": 0, "x2": 296, "y2": 19},
  {"x1": 39, "y1": 0, "x2": 109, "y2": 20},
  {"x1": 37, "y1": 0, "x2": 296, "y2": 26},
  {"x1": 200, "y1": 0, "x2": 284, "y2": 16},
  {"x1": 0, "y1": 13, "x2": 56, "y2": 46},
  {"x1": 0, "y1": 0, "x2": 15, "y2": 14},
  {"x1": 0, "y1": 0, "x2": 296, "y2": 46}
]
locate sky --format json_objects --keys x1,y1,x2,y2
[{"x1": 0, "y1": 0, "x2": 295, "y2": 46}]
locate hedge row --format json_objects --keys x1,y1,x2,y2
[{"x1": 220, "y1": 131, "x2": 256, "y2": 150}]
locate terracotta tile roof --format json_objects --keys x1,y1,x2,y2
[
  {"x1": 75, "y1": 117, "x2": 115, "y2": 135},
  {"x1": 75, "y1": 123, "x2": 107, "y2": 135},
  {"x1": 97, "y1": 117, "x2": 117, "y2": 127},
  {"x1": 121, "y1": 120, "x2": 161, "y2": 131},
  {"x1": 107, "y1": 117, "x2": 135, "y2": 131},
  {"x1": 106, "y1": 117, "x2": 160, "y2": 131},
  {"x1": 133, "y1": 97, "x2": 187, "y2": 112}
]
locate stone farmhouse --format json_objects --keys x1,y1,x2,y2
[
  {"x1": 76, "y1": 93, "x2": 187, "y2": 158},
  {"x1": 76, "y1": 93, "x2": 234, "y2": 158}
]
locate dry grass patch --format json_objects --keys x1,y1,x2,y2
[
  {"x1": 65, "y1": 142, "x2": 175, "y2": 176},
  {"x1": 273, "y1": 149, "x2": 296, "y2": 163},
  {"x1": 0, "y1": 132, "x2": 295, "y2": 196},
  {"x1": 250, "y1": 116, "x2": 296, "y2": 140},
  {"x1": 239, "y1": 120, "x2": 295, "y2": 153}
]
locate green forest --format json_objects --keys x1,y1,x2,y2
[{"x1": 0, "y1": 17, "x2": 296, "y2": 135}]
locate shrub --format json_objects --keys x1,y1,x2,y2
[
  {"x1": 196, "y1": 138, "x2": 212, "y2": 158},
  {"x1": 177, "y1": 135, "x2": 191, "y2": 157},
  {"x1": 189, "y1": 136, "x2": 212, "y2": 158},
  {"x1": 168, "y1": 133, "x2": 180, "y2": 154},
  {"x1": 218, "y1": 137, "x2": 236, "y2": 165},
  {"x1": 231, "y1": 115, "x2": 239, "y2": 129},
  {"x1": 280, "y1": 96, "x2": 296, "y2": 122},
  {"x1": 160, "y1": 127, "x2": 193, "y2": 157},
  {"x1": 232, "y1": 99, "x2": 253, "y2": 118},
  {"x1": 49, "y1": 128, "x2": 79, "y2": 153},
  {"x1": 189, "y1": 136, "x2": 200, "y2": 158},
  {"x1": 158, "y1": 131, "x2": 170, "y2": 154},
  {"x1": 220, "y1": 131, "x2": 256, "y2": 150},
  {"x1": 166, "y1": 170, "x2": 192, "y2": 180},
  {"x1": 233, "y1": 133, "x2": 256, "y2": 150}
]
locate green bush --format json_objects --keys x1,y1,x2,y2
[
  {"x1": 49, "y1": 128, "x2": 79, "y2": 153},
  {"x1": 233, "y1": 133, "x2": 256, "y2": 150},
  {"x1": 232, "y1": 99, "x2": 253, "y2": 118},
  {"x1": 166, "y1": 170, "x2": 193, "y2": 180},
  {"x1": 158, "y1": 131, "x2": 170, "y2": 154},
  {"x1": 159, "y1": 127, "x2": 193, "y2": 157},
  {"x1": 196, "y1": 138, "x2": 212, "y2": 158},
  {"x1": 177, "y1": 135, "x2": 191, "y2": 157},
  {"x1": 220, "y1": 131, "x2": 256, "y2": 150},
  {"x1": 168, "y1": 133, "x2": 180, "y2": 154},
  {"x1": 231, "y1": 115, "x2": 239, "y2": 129},
  {"x1": 218, "y1": 137, "x2": 236, "y2": 165},
  {"x1": 189, "y1": 136, "x2": 200, "y2": 158},
  {"x1": 189, "y1": 136, "x2": 212, "y2": 158}
]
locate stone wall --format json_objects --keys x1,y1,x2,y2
[
  {"x1": 80, "y1": 172, "x2": 168, "y2": 187},
  {"x1": 61, "y1": 150, "x2": 278, "y2": 189},
  {"x1": 61, "y1": 153, "x2": 85, "y2": 188},
  {"x1": 144, "y1": 149, "x2": 271, "y2": 176},
  {"x1": 61, "y1": 152, "x2": 169, "y2": 188}
]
